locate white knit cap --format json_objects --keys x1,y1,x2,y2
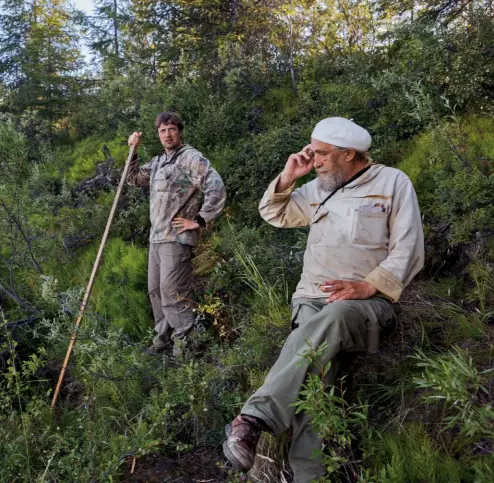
[{"x1": 311, "y1": 117, "x2": 371, "y2": 151}]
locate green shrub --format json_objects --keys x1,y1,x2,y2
[
  {"x1": 64, "y1": 136, "x2": 138, "y2": 184},
  {"x1": 294, "y1": 346, "x2": 369, "y2": 478},
  {"x1": 358, "y1": 424, "x2": 465, "y2": 483},
  {"x1": 413, "y1": 346, "x2": 494, "y2": 444},
  {"x1": 221, "y1": 125, "x2": 309, "y2": 225},
  {"x1": 0, "y1": 315, "x2": 193, "y2": 481},
  {"x1": 399, "y1": 116, "x2": 494, "y2": 245},
  {"x1": 0, "y1": 120, "x2": 30, "y2": 182},
  {"x1": 78, "y1": 238, "x2": 150, "y2": 337}
]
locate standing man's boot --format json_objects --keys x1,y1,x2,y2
[
  {"x1": 223, "y1": 415, "x2": 264, "y2": 472},
  {"x1": 146, "y1": 337, "x2": 165, "y2": 355}
]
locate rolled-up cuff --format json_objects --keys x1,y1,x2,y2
[
  {"x1": 267, "y1": 174, "x2": 296, "y2": 200},
  {"x1": 126, "y1": 156, "x2": 143, "y2": 185},
  {"x1": 364, "y1": 266, "x2": 404, "y2": 303},
  {"x1": 198, "y1": 211, "x2": 218, "y2": 224},
  {"x1": 194, "y1": 214, "x2": 206, "y2": 228}
]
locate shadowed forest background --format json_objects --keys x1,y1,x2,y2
[{"x1": 1, "y1": 0, "x2": 493, "y2": 481}]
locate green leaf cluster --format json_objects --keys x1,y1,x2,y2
[{"x1": 79, "y1": 238, "x2": 150, "y2": 337}]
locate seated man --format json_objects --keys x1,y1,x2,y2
[{"x1": 223, "y1": 117, "x2": 424, "y2": 482}]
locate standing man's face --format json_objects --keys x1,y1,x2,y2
[{"x1": 158, "y1": 123, "x2": 182, "y2": 151}]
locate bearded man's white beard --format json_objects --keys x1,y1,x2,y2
[{"x1": 317, "y1": 171, "x2": 346, "y2": 192}]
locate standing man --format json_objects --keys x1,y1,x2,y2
[
  {"x1": 223, "y1": 117, "x2": 424, "y2": 482},
  {"x1": 127, "y1": 112, "x2": 226, "y2": 356}
]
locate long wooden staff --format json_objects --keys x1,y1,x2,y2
[{"x1": 51, "y1": 143, "x2": 138, "y2": 408}]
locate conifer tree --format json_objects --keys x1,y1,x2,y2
[
  {"x1": 84, "y1": 0, "x2": 131, "y2": 71},
  {"x1": 127, "y1": 0, "x2": 244, "y2": 80},
  {"x1": 0, "y1": 0, "x2": 83, "y2": 126},
  {"x1": 0, "y1": 0, "x2": 30, "y2": 87}
]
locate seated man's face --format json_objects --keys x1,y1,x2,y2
[
  {"x1": 311, "y1": 139, "x2": 347, "y2": 192},
  {"x1": 158, "y1": 123, "x2": 182, "y2": 150}
]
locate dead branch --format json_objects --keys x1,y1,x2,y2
[
  {"x1": 0, "y1": 197, "x2": 43, "y2": 274},
  {"x1": 0, "y1": 278, "x2": 41, "y2": 315}
]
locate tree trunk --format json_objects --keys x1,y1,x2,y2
[
  {"x1": 288, "y1": 18, "x2": 297, "y2": 94},
  {"x1": 113, "y1": 0, "x2": 119, "y2": 58}
]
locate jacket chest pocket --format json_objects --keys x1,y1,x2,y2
[
  {"x1": 156, "y1": 167, "x2": 192, "y2": 195},
  {"x1": 351, "y1": 209, "x2": 388, "y2": 246},
  {"x1": 153, "y1": 178, "x2": 169, "y2": 193}
]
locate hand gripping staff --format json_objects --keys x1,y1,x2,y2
[{"x1": 51, "y1": 143, "x2": 138, "y2": 408}]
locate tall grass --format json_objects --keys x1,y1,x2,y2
[{"x1": 227, "y1": 222, "x2": 289, "y2": 328}]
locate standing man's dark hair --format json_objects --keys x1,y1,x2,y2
[
  {"x1": 127, "y1": 112, "x2": 226, "y2": 357},
  {"x1": 154, "y1": 112, "x2": 184, "y2": 132}
]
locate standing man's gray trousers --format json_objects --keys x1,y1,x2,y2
[
  {"x1": 241, "y1": 296, "x2": 396, "y2": 483},
  {"x1": 148, "y1": 242, "x2": 195, "y2": 344}
]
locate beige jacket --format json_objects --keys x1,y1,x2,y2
[
  {"x1": 127, "y1": 145, "x2": 226, "y2": 246},
  {"x1": 259, "y1": 164, "x2": 424, "y2": 302}
]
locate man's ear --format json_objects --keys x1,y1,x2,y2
[{"x1": 345, "y1": 148, "x2": 356, "y2": 162}]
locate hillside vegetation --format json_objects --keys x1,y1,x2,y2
[{"x1": 0, "y1": 1, "x2": 493, "y2": 481}]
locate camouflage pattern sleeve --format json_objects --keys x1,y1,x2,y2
[
  {"x1": 126, "y1": 155, "x2": 153, "y2": 187},
  {"x1": 197, "y1": 165, "x2": 226, "y2": 224}
]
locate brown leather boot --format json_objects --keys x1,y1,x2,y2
[
  {"x1": 145, "y1": 336, "x2": 169, "y2": 356},
  {"x1": 223, "y1": 415, "x2": 264, "y2": 472}
]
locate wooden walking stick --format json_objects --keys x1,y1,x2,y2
[{"x1": 51, "y1": 143, "x2": 138, "y2": 408}]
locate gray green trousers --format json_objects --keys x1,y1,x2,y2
[
  {"x1": 242, "y1": 296, "x2": 396, "y2": 483},
  {"x1": 148, "y1": 242, "x2": 195, "y2": 344}
]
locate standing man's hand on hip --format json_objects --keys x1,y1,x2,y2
[
  {"x1": 128, "y1": 131, "x2": 142, "y2": 148},
  {"x1": 319, "y1": 280, "x2": 378, "y2": 303},
  {"x1": 172, "y1": 217, "x2": 200, "y2": 234}
]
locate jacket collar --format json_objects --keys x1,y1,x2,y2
[
  {"x1": 344, "y1": 164, "x2": 385, "y2": 189},
  {"x1": 158, "y1": 144, "x2": 192, "y2": 165}
]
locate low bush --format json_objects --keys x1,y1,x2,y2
[
  {"x1": 78, "y1": 238, "x2": 150, "y2": 338},
  {"x1": 399, "y1": 116, "x2": 494, "y2": 247}
]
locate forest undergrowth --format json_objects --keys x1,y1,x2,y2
[
  {"x1": 1, "y1": 2, "x2": 494, "y2": 481},
  {"x1": 1, "y1": 218, "x2": 493, "y2": 481}
]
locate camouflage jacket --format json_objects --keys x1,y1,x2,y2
[{"x1": 127, "y1": 145, "x2": 226, "y2": 246}]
